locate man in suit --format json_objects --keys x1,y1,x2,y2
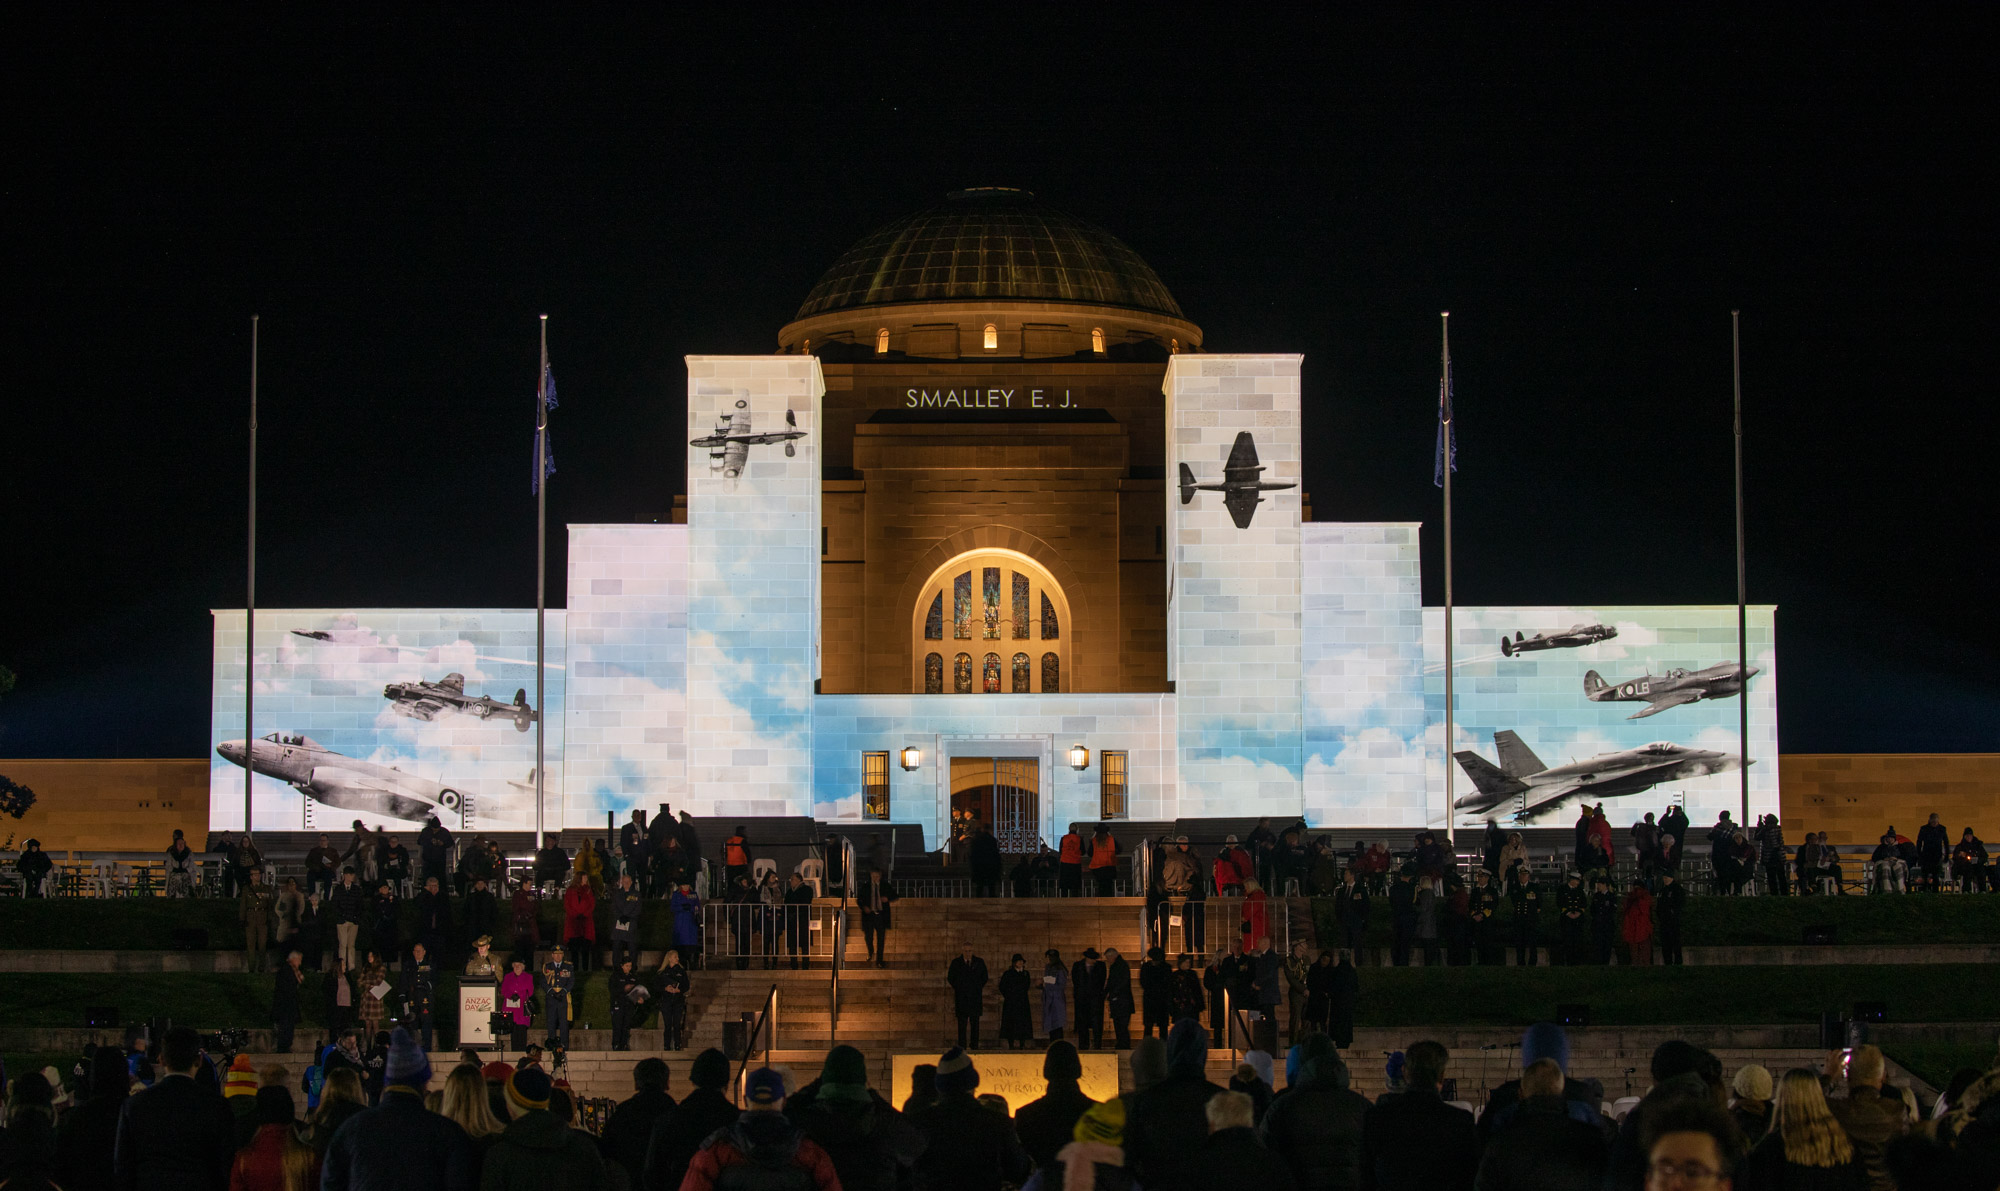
[{"x1": 112, "y1": 1026, "x2": 235, "y2": 1191}]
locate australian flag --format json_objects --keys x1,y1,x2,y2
[
  {"x1": 532, "y1": 362, "x2": 558, "y2": 495},
  {"x1": 1433, "y1": 367, "x2": 1457, "y2": 488}
]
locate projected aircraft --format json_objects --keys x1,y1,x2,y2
[
  {"x1": 1584, "y1": 662, "x2": 1758, "y2": 719},
  {"x1": 691, "y1": 400, "x2": 806, "y2": 478},
  {"x1": 1178, "y1": 431, "x2": 1296, "y2": 529},
  {"x1": 1499, "y1": 623, "x2": 1618, "y2": 657},
  {"x1": 216, "y1": 733, "x2": 471, "y2": 825},
  {"x1": 1453, "y1": 730, "x2": 1746, "y2": 820},
  {"x1": 382, "y1": 673, "x2": 536, "y2": 732}
]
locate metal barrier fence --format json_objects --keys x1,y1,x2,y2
[
  {"x1": 1142, "y1": 896, "x2": 1290, "y2": 959},
  {"x1": 888, "y1": 877, "x2": 1132, "y2": 898},
  {"x1": 702, "y1": 902, "x2": 845, "y2": 965}
]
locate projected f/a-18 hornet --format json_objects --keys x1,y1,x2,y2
[
  {"x1": 1453, "y1": 730, "x2": 1747, "y2": 821},
  {"x1": 1499, "y1": 623, "x2": 1618, "y2": 657},
  {"x1": 1178, "y1": 431, "x2": 1296, "y2": 529},
  {"x1": 216, "y1": 733, "x2": 472, "y2": 825},
  {"x1": 1584, "y1": 662, "x2": 1759, "y2": 719},
  {"x1": 382, "y1": 673, "x2": 537, "y2": 732},
  {"x1": 690, "y1": 399, "x2": 806, "y2": 479}
]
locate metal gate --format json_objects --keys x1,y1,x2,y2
[{"x1": 991, "y1": 759, "x2": 1039, "y2": 853}]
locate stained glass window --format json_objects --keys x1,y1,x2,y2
[
  {"x1": 953, "y1": 653, "x2": 973, "y2": 694},
  {"x1": 982, "y1": 567, "x2": 1000, "y2": 638},
  {"x1": 924, "y1": 652, "x2": 944, "y2": 694},
  {"x1": 1012, "y1": 573, "x2": 1029, "y2": 638},
  {"x1": 924, "y1": 593, "x2": 943, "y2": 640},
  {"x1": 1041, "y1": 652, "x2": 1060, "y2": 692},
  {"x1": 1012, "y1": 652, "x2": 1030, "y2": 693},
  {"x1": 1041, "y1": 592, "x2": 1059, "y2": 640},
  {"x1": 953, "y1": 572, "x2": 972, "y2": 639},
  {"x1": 983, "y1": 653, "x2": 1002, "y2": 693}
]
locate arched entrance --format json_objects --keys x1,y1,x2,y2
[{"x1": 910, "y1": 549, "x2": 1070, "y2": 694}]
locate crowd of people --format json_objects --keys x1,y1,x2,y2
[{"x1": 10, "y1": 1015, "x2": 1997, "y2": 1190}]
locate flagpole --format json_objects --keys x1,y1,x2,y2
[
  {"x1": 535, "y1": 314, "x2": 549, "y2": 851},
  {"x1": 246, "y1": 314, "x2": 258, "y2": 839},
  {"x1": 1732, "y1": 311, "x2": 1749, "y2": 827},
  {"x1": 1441, "y1": 311, "x2": 1455, "y2": 848}
]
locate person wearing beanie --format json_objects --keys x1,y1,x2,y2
[
  {"x1": 1023, "y1": 1097, "x2": 1131, "y2": 1191},
  {"x1": 1261, "y1": 1033, "x2": 1370, "y2": 1190},
  {"x1": 54, "y1": 1044, "x2": 132, "y2": 1190},
  {"x1": 1122, "y1": 1018, "x2": 1226, "y2": 1191},
  {"x1": 783, "y1": 1044, "x2": 926, "y2": 1191},
  {"x1": 1016, "y1": 1041, "x2": 1097, "y2": 1173},
  {"x1": 642, "y1": 1049, "x2": 739, "y2": 1191},
  {"x1": 909, "y1": 1047, "x2": 1031, "y2": 1191},
  {"x1": 223, "y1": 1054, "x2": 264, "y2": 1148},
  {"x1": 676, "y1": 1068, "x2": 839, "y2": 1191},
  {"x1": 319, "y1": 1027, "x2": 476, "y2": 1191},
  {"x1": 483, "y1": 1063, "x2": 610, "y2": 1190},
  {"x1": 1475, "y1": 1022, "x2": 1608, "y2": 1145},
  {"x1": 1129, "y1": 1037, "x2": 1168, "y2": 1092},
  {"x1": 1230, "y1": 1050, "x2": 1274, "y2": 1124},
  {"x1": 228, "y1": 1086, "x2": 317, "y2": 1191},
  {"x1": 1730, "y1": 1063, "x2": 1774, "y2": 1142}
]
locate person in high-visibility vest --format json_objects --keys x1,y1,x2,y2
[
  {"x1": 1057, "y1": 826, "x2": 1084, "y2": 897},
  {"x1": 722, "y1": 827, "x2": 751, "y2": 889}
]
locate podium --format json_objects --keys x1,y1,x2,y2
[{"x1": 459, "y1": 979, "x2": 498, "y2": 1048}]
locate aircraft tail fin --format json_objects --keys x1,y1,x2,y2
[
  {"x1": 1454, "y1": 751, "x2": 1528, "y2": 805},
  {"x1": 1178, "y1": 462, "x2": 1197, "y2": 505},
  {"x1": 1494, "y1": 730, "x2": 1547, "y2": 779},
  {"x1": 1583, "y1": 670, "x2": 1607, "y2": 695}
]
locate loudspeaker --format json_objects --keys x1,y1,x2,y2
[
  {"x1": 85, "y1": 1007, "x2": 119, "y2": 1028},
  {"x1": 171, "y1": 927, "x2": 209, "y2": 950},
  {"x1": 722, "y1": 1014, "x2": 753, "y2": 1060},
  {"x1": 1558, "y1": 1003, "x2": 1590, "y2": 1028},
  {"x1": 1852, "y1": 1001, "x2": 1888, "y2": 1024},
  {"x1": 1802, "y1": 924, "x2": 1838, "y2": 946}
]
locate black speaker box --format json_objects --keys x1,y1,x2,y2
[
  {"x1": 1558, "y1": 1003, "x2": 1590, "y2": 1028},
  {"x1": 85, "y1": 1006, "x2": 119, "y2": 1028},
  {"x1": 1852, "y1": 1001, "x2": 1888, "y2": 1024}
]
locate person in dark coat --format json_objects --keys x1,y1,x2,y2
[
  {"x1": 1014, "y1": 1041, "x2": 1096, "y2": 1174},
  {"x1": 600, "y1": 1058, "x2": 675, "y2": 1188},
  {"x1": 0, "y1": 1072, "x2": 58, "y2": 1186},
  {"x1": 110, "y1": 1027, "x2": 235, "y2": 1191},
  {"x1": 1169, "y1": 954, "x2": 1205, "y2": 1025},
  {"x1": 1473, "y1": 1023, "x2": 1608, "y2": 1148},
  {"x1": 1474, "y1": 1058, "x2": 1607, "y2": 1191},
  {"x1": 969, "y1": 823, "x2": 1004, "y2": 896},
  {"x1": 785, "y1": 1044, "x2": 927, "y2": 1191},
  {"x1": 1260, "y1": 1034, "x2": 1369, "y2": 1191},
  {"x1": 947, "y1": 944, "x2": 991, "y2": 1049},
  {"x1": 1071, "y1": 948, "x2": 1107, "y2": 1050},
  {"x1": 1121, "y1": 1018, "x2": 1226, "y2": 1191},
  {"x1": 1103, "y1": 947, "x2": 1135, "y2": 1049},
  {"x1": 1139, "y1": 947, "x2": 1174, "y2": 1040},
  {"x1": 1327, "y1": 951, "x2": 1359, "y2": 1049},
  {"x1": 908, "y1": 1048, "x2": 1032, "y2": 1191},
  {"x1": 642, "y1": 1049, "x2": 737, "y2": 1191},
  {"x1": 1358, "y1": 1040, "x2": 1479, "y2": 1191},
  {"x1": 319, "y1": 1028, "x2": 477, "y2": 1191},
  {"x1": 55, "y1": 1046, "x2": 131, "y2": 1191},
  {"x1": 998, "y1": 953, "x2": 1035, "y2": 1048},
  {"x1": 1190, "y1": 1090, "x2": 1296, "y2": 1190},
  {"x1": 1303, "y1": 949, "x2": 1334, "y2": 1034}
]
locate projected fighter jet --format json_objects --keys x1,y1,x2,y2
[
  {"x1": 1178, "y1": 431, "x2": 1296, "y2": 529},
  {"x1": 1584, "y1": 662, "x2": 1759, "y2": 719},
  {"x1": 382, "y1": 673, "x2": 537, "y2": 732},
  {"x1": 1453, "y1": 730, "x2": 1746, "y2": 821},
  {"x1": 690, "y1": 400, "x2": 806, "y2": 478},
  {"x1": 1499, "y1": 623, "x2": 1618, "y2": 657},
  {"x1": 217, "y1": 733, "x2": 471, "y2": 825}
]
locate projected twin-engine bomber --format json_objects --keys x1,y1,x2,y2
[
  {"x1": 1178, "y1": 431, "x2": 1296, "y2": 529},
  {"x1": 382, "y1": 672, "x2": 537, "y2": 732},
  {"x1": 690, "y1": 400, "x2": 806, "y2": 478},
  {"x1": 1500, "y1": 623, "x2": 1618, "y2": 657}
]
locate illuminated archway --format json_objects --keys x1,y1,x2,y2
[{"x1": 911, "y1": 549, "x2": 1069, "y2": 694}]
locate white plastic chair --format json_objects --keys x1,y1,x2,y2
[
  {"x1": 794, "y1": 857, "x2": 824, "y2": 897},
  {"x1": 752, "y1": 858, "x2": 777, "y2": 887}
]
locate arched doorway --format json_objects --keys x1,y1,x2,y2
[{"x1": 911, "y1": 549, "x2": 1069, "y2": 694}]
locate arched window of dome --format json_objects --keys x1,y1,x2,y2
[
  {"x1": 912, "y1": 550, "x2": 1070, "y2": 694},
  {"x1": 924, "y1": 653, "x2": 944, "y2": 694},
  {"x1": 982, "y1": 653, "x2": 1002, "y2": 693},
  {"x1": 1091, "y1": 327, "x2": 1106, "y2": 355},
  {"x1": 1011, "y1": 653, "x2": 1030, "y2": 693},
  {"x1": 983, "y1": 324, "x2": 998, "y2": 351},
  {"x1": 1041, "y1": 592, "x2": 1059, "y2": 640},
  {"x1": 1041, "y1": 652, "x2": 1060, "y2": 693},
  {"x1": 1170, "y1": 337, "x2": 1179, "y2": 354},
  {"x1": 924, "y1": 593, "x2": 943, "y2": 640},
  {"x1": 875, "y1": 328, "x2": 890, "y2": 354},
  {"x1": 953, "y1": 653, "x2": 973, "y2": 694}
]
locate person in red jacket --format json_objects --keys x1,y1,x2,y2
[
  {"x1": 1087, "y1": 824, "x2": 1120, "y2": 896},
  {"x1": 1241, "y1": 879, "x2": 1270, "y2": 945},
  {"x1": 1588, "y1": 806, "x2": 1616, "y2": 867},
  {"x1": 562, "y1": 871, "x2": 597, "y2": 973},
  {"x1": 680, "y1": 1068, "x2": 840, "y2": 1191},
  {"x1": 229, "y1": 1086, "x2": 316, "y2": 1191},
  {"x1": 1057, "y1": 825, "x2": 1085, "y2": 896},
  {"x1": 1619, "y1": 881, "x2": 1654, "y2": 966}
]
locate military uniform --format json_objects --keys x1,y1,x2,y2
[
  {"x1": 1590, "y1": 885, "x2": 1619, "y2": 964},
  {"x1": 401, "y1": 949, "x2": 438, "y2": 1050},
  {"x1": 1556, "y1": 879, "x2": 1589, "y2": 965},
  {"x1": 1469, "y1": 879, "x2": 1504, "y2": 965},
  {"x1": 1509, "y1": 879, "x2": 1543, "y2": 966},
  {"x1": 542, "y1": 954, "x2": 574, "y2": 1047},
  {"x1": 609, "y1": 965, "x2": 646, "y2": 1050},
  {"x1": 1655, "y1": 878, "x2": 1688, "y2": 965},
  {"x1": 657, "y1": 961, "x2": 689, "y2": 1050},
  {"x1": 240, "y1": 882, "x2": 277, "y2": 972}
]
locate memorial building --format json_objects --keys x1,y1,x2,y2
[{"x1": 209, "y1": 188, "x2": 1780, "y2": 845}]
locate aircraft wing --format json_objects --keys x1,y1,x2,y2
[
  {"x1": 1223, "y1": 488, "x2": 1261, "y2": 529},
  {"x1": 1515, "y1": 784, "x2": 1591, "y2": 820},
  {"x1": 731, "y1": 431, "x2": 804, "y2": 445},
  {"x1": 724, "y1": 440, "x2": 748, "y2": 473},
  {"x1": 436, "y1": 674, "x2": 465, "y2": 694},
  {"x1": 1628, "y1": 689, "x2": 1706, "y2": 719},
  {"x1": 689, "y1": 433, "x2": 727, "y2": 448},
  {"x1": 1223, "y1": 431, "x2": 1261, "y2": 475}
]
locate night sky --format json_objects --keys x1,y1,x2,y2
[{"x1": 4, "y1": 12, "x2": 1993, "y2": 758}]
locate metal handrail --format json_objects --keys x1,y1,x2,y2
[
  {"x1": 732, "y1": 982, "x2": 779, "y2": 1104},
  {"x1": 833, "y1": 836, "x2": 854, "y2": 1040}
]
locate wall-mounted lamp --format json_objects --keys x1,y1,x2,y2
[
  {"x1": 900, "y1": 746, "x2": 922, "y2": 771},
  {"x1": 1069, "y1": 744, "x2": 1090, "y2": 770}
]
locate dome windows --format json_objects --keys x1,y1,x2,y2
[
  {"x1": 1091, "y1": 327, "x2": 1106, "y2": 355},
  {"x1": 983, "y1": 324, "x2": 998, "y2": 351},
  {"x1": 875, "y1": 328, "x2": 890, "y2": 354}
]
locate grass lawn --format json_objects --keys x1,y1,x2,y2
[{"x1": 1309, "y1": 893, "x2": 2000, "y2": 950}]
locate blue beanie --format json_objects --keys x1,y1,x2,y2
[
  {"x1": 1521, "y1": 1022, "x2": 1570, "y2": 1072},
  {"x1": 384, "y1": 1027, "x2": 431, "y2": 1088}
]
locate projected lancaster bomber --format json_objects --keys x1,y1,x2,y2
[
  {"x1": 691, "y1": 400, "x2": 806, "y2": 478},
  {"x1": 1178, "y1": 431, "x2": 1295, "y2": 529},
  {"x1": 382, "y1": 673, "x2": 537, "y2": 732},
  {"x1": 1499, "y1": 623, "x2": 1618, "y2": 657},
  {"x1": 1453, "y1": 730, "x2": 1746, "y2": 821}
]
